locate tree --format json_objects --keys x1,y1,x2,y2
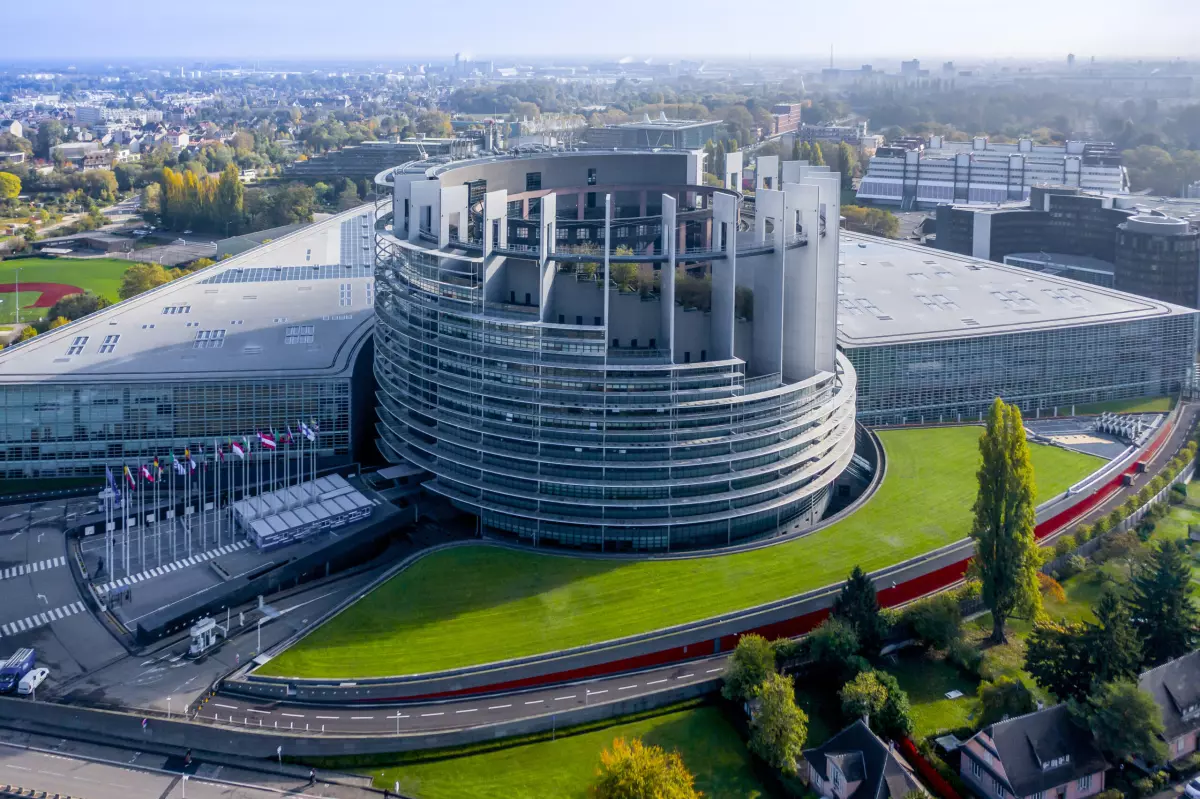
[
  {"x1": 722, "y1": 634, "x2": 776, "y2": 702},
  {"x1": 791, "y1": 137, "x2": 802, "y2": 162},
  {"x1": 904, "y1": 593, "x2": 962, "y2": 650},
  {"x1": 215, "y1": 163, "x2": 245, "y2": 233},
  {"x1": 1087, "y1": 591, "x2": 1143, "y2": 683},
  {"x1": 78, "y1": 169, "x2": 118, "y2": 202},
  {"x1": 836, "y1": 143, "x2": 857, "y2": 191},
  {"x1": 749, "y1": 672, "x2": 808, "y2": 775},
  {"x1": 46, "y1": 316, "x2": 70, "y2": 329},
  {"x1": 810, "y1": 142, "x2": 826, "y2": 167},
  {"x1": 1132, "y1": 540, "x2": 1199, "y2": 666},
  {"x1": 874, "y1": 671, "x2": 914, "y2": 740},
  {"x1": 42, "y1": 292, "x2": 109, "y2": 324},
  {"x1": 978, "y1": 676, "x2": 1036, "y2": 726},
  {"x1": 119, "y1": 263, "x2": 174, "y2": 300},
  {"x1": 841, "y1": 670, "x2": 888, "y2": 722},
  {"x1": 832, "y1": 565, "x2": 887, "y2": 658},
  {"x1": 971, "y1": 398, "x2": 1042, "y2": 643},
  {"x1": 1025, "y1": 620, "x2": 1094, "y2": 702},
  {"x1": 610, "y1": 262, "x2": 639, "y2": 291},
  {"x1": 16, "y1": 325, "x2": 37, "y2": 342},
  {"x1": 35, "y1": 120, "x2": 64, "y2": 159},
  {"x1": 1078, "y1": 680, "x2": 1167, "y2": 763},
  {"x1": 592, "y1": 737, "x2": 700, "y2": 799},
  {"x1": 415, "y1": 111, "x2": 452, "y2": 138},
  {"x1": 0, "y1": 171, "x2": 20, "y2": 203},
  {"x1": 809, "y1": 617, "x2": 865, "y2": 679}
]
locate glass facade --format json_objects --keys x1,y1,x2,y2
[
  {"x1": 0, "y1": 379, "x2": 351, "y2": 479},
  {"x1": 373, "y1": 235, "x2": 857, "y2": 553},
  {"x1": 846, "y1": 314, "x2": 1197, "y2": 426}
]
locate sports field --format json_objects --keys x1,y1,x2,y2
[
  {"x1": 0, "y1": 257, "x2": 129, "y2": 324},
  {"x1": 368, "y1": 704, "x2": 766, "y2": 799},
  {"x1": 259, "y1": 426, "x2": 1102, "y2": 679}
]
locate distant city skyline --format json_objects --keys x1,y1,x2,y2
[{"x1": 4, "y1": 0, "x2": 1200, "y2": 62}]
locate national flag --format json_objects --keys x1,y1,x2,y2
[
  {"x1": 153, "y1": 456, "x2": 162, "y2": 479},
  {"x1": 299, "y1": 421, "x2": 315, "y2": 442},
  {"x1": 106, "y1": 467, "x2": 123, "y2": 508},
  {"x1": 123, "y1": 466, "x2": 137, "y2": 490},
  {"x1": 184, "y1": 448, "x2": 196, "y2": 472},
  {"x1": 258, "y1": 431, "x2": 277, "y2": 450},
  {"x1": 216, "y1": 443, "x2": 224, "y2": 462},
  {"x1": 230, "y1": 438, "x2": 245, "y2": 459},
  {"x1": 310, "y1": 419, "x2": 320, "y2": 434},
  {"x1": 172, "y1": 453, "x2": 185, "y2": 475},
  {"x1": 141, "y1": 465, "x2": 155, "y2": 483},
  {"x1": 285, "y1": 425, "x2": 294, "y2": 444}
]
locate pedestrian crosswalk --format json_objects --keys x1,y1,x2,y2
[
  {"x1": 95, "y1": 540, "x2": 250, "y2": 594},
  {"x1": 0, "y1": 556, "x2": 67, "y2": 581},
  {"x1": 0, "y1": 602, "x2": 86, "y2": 637}
]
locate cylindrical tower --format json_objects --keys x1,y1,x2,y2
[{"x1": 372, "y1": 151, "x2": 856, "y2": 552}]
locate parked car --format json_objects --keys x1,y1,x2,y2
[
  {"x1": 17, "y1": 667, "x2": 47, "y2": 696},
  {"x1": 1184, "y1": 777, "x2": 1200, "y2": 799}
]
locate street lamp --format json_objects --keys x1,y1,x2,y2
[{"x1": 167, "y1": 696, "x2": 172, "y2": 719}]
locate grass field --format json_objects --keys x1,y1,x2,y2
[
  {"x1": 260, "y1": 427, "x2": 1102, "y2": 679},
  {"x1": 368, "y1": 704, "x2": 766, "y2": 799},
  {"x1": 0, "y1": 257, "x2": 129, "y2": 323}
]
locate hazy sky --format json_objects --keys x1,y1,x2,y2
[{"x1": 5, "y1": 0, "x2": 1199, "y2": 62}]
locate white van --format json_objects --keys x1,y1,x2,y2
[{"x1": 17, "y1": 668, "x2": 47, "y2": 696}]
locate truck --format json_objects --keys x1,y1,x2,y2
[{"x1": 0, "y1": 649, "x2": 35, "y2": 693}]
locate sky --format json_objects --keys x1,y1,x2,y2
[{"x1": 4, "y1": 0, "x2": 1199, "y2": 63}]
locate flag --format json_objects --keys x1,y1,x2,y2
[
  {"x1": 172, "y1": 453, "x2": 185, "y2": 475},
  {"x1": 310, "y1": 419, "x2": 320, "y2": 434},
  {"x1": 258, "y1": 431, "x2": 277, "y2": 450},
  {"x1": 285, "y1": 425, "x2": 294, "y2": 444},
  {"x1": 106, "y1": 467, "x2": 123, "y2": 508},
  {"x1": 185, "y1": 448, "x2": 196, "y2": 472},
  {"x1": 153, "y1": 456, "x2": 162, "y2": 479},
  {"x1": 299, "y1": 421, "x2": 315, "y2": 442},
  {"x1": 216, "y1": 443, "x2": 224, "y2": 462},
  {"x1": 141, "y1": 465, "x2": 155, "y2": 483},
  {"x1": 123, "y1": 466, "x2": 137, "y2": 490},
  {"x1": 230, "y1": 438, "x2": 245, "y2": 459}
]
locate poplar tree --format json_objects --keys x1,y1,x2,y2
[
  {"x1": 810, "y1": 142, "x2": 826, "y2": 166},
  {"x1": 972, "y1": 398, "x2": 1041, "y2": 643}
]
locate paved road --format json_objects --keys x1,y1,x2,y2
[
  {"x1": 0, "y1": 727, "x2": 376, "y2": 798},
  {"x1": 207, "y1": 655, "x2": 727, "y2": 736}
]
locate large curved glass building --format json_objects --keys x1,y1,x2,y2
[{"x1": 373, "y1": 150, "x2": 856, "y2": 552}]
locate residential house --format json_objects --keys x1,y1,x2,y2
[
  {"x1": 803, "y1": 720, "x2": 928, "y2": 799},
  {"x1": 1138, "y1": 649, "x2": 1200, "y2": 761},
  {"x1": 164, "y1": 129, "x2": 190, "y2": 149},
  {"x1": 0, "y1": 120, "x2": 22, "y2": 139},
  {"x1": 960, "y1": 705, "x2": 1109, "y2": 799}
]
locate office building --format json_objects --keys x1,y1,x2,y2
[
  {"x1": 769, "y1": 103, "x2": 803, "y2": 136},
  {"x1": 936, "y1": 186, "x2": 1200, "y2": 305},
  {"x1": 858, "y1": 136, "x2": 1128, "y2": 208},
  {"x1": 0, "y1": 207, "x2": 377, "y2": 480},
  {"x1": 582, "y1": 117, "x2": 723, "y2": 151},
  {"x1": 1115, "y1": 213, "x2": 1200, "y2": 309},
  {"x1": 373, "y1": 151, "x2": 856, "y2": 552},
  {"x1": 837, "y1": 234, "x2": 1197, "y2": 426}
]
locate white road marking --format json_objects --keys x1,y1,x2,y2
[
  {"x1": 315, "y1": 716, "x2": 339, "y2": 720},
  {"x1": 280, "y1": 713, "x2": 304, "y2": 718},
  {"x1": 245, "y1": 708, "x2": 269, "y2": 714},
  {"x1": 214, "y1": 704, "x2": 238, "y2": 710},
  {"x1": 618, "y1": 685, "x2": 638, "y2": 691},
  {"x1": 587, "y1": 689, "x2": 608, "y2": 696},
  {"x1": 553, "y1": 695, "x2": 576, "y2": 701},
  {"x1": 487, "y1": 704, "x2": 512, "y2": 710},
  {"x1": 705, "y1": 667, "x2": 723, "y2": 673},
  {"x1": 677, "y1": 673, "x2": 695, "y2": 679},
  {"x1": 647, "y1": 679, "x2": 668, "y2": 685},
  {"x1": 455, "y1": 709, "x2": 477, "y2": 714},
  {"x1": 420, "y1": 712, "x2": 444, "y2": 717},
  {"x1": 350, "y1": 716, "x2": 374, "y2": 720},
  {"x1": 524, "y1": 699, "x2": 544, "y2": 705}
]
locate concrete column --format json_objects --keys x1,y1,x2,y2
[
  {"x1": 781, "y1": 182, "x2": 821, "y2": 381},
  {"x1": 756, "y1": 156, "x2": 779, "y2": 191},
  {"x1": 577, "y1": 192, "x2": 586, "y2": 221},
  {"x1": 711, "y1": 192, "x2": 738, "y2": 361},
  {"x1": 661, "y1": 194, "x2": 677, "y2": 359},
  {"x1": 639, "y1": 190, "x2": 648, "y2": 218},
  {"x1": 439, "y1": 184, "x2": 469, "y2": 250},
  {"x1": 603, "y1": 194, "x2": 612, "y2": 329},
  {"x1": 521, "y1": 197, "x2": 529, "y2": 219},
  {"x1": 725, "y1": 151, "x2": 744, "y2": 192},
  {"x1": 751, "y1": 189, "x2": 785, "y2": 378}
]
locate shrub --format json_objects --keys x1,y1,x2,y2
[
  {"x1": 946, "y1": 638, "x2": 983, "y2": 676},
  {"x1": 904, "y1": 594, "x2": 962, "y2": 650},
  {"x1": 1067, "y1": 554, "x2": 1089, "y2": 574},
  {"x1": 1054, "y1": 535, "x2": 1076, "y2": 559},
  {"x1": 952, "y1": 580, "x2": 982, "y2": 603},
  {"x1": 1096, "y1": 790, "x2": 1124, "y2": 799},
  {"x1": 1075, "y1": 524, "x2": 1093, "y2": 544},
  {"x1": 1132, "y1": 778, "x2": 1154, "y2": 797}
]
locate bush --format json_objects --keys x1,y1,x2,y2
[
  {"x1": 1096, "y1": 790, "x2": 1124, "y2": 799},
  {"x1": 946, "y1": 638, "x2": 983, "y2": 677},
  {"x1": 904, "y1": 594, "x2": 962, "y2": 650},
  {"x1": 951, "y1": 580, "x2": 982, "y2": 603},
  {"x1": 1067, "y1": 554, "x2": 1089, "y2": 574},
  {"x1": 1132, "y1": 778, "x2": 1154, "y2": 797},
  {"x1": 1054, "y1": 535, "x2": 1076, "y2": 559},
  {"x1": 1076, "y1": 524, "x2": 1094, "y2": 544}
]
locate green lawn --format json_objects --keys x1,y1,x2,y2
[
  {"x1": 885, "y1": 652, "x2": 979, "y2": 738},
  {"x1": 261, "y1": 427, "x2": 1101, "y2": 679},
  {"x1": 369, "y1": 704, "x2": 766, "y2": 799},
  {"x1": 0, "y1": 257, "x2": 129, "y2": 322},
  {"x1": 1073, "y1": 396, "x2": 1176, "y2": 415}
]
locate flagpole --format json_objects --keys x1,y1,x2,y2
[
  {"x1": 170, "y1": 459, "x2": 176, "y2": 562},
  {"x1": 154, "y1": 467, "x2": 160, "y2": 567}
]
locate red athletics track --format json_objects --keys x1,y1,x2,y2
[{"x1": 0, "y1": 282, "x2": 86, "y2": 308}]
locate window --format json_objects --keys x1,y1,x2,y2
[
  {"x1": 66, "y1": 336, "x2": 89, "y2": 356},
  {"x1": 366, "y1": 281, "x2": 375, "y2": 306},
  {"x1": 229, "y1": 320, "x2": 244, "y2": 325},
  {"x1": 971, "y1": 760, "x2": 982, "y2": 779},
  {"x1": 98, "y1": 334, "x2": 120, "y2": 354},
  {"x1": 162, "y1": 304, "x2": 191, "y2": 315},
  {"x1": 525, "y1": 172, "x2": 541, "y2": 192},
  {"x1": 193, "y1": 329, "x2": 226, "y2": 349},
  {"x1": 587, "y1": 167, "x2": 597, "y2": 186},
  {"x1": 141, "y1": 323, "x2": 155, "y2": 330},
  {"x1": 996, "y1": 783, "x2": 1005, "y2": 799},
  {"x1": 284, "y1": 324, "x2": 315, "y2": 344},
  {"x1": 1077, "y1": 776, "x2": 1092, "y2": 792},
  {"x1": 339, "y1": 283, "x2": 352, "y2": 307}
]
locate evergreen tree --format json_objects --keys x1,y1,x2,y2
[
  {"x1": 1079, "y1": 680, "x2": 1167, "y2": 763},
  {"x1": 837, "y1": 142, "x2": 857, "y2": 191},
  {"x1": 714, "y1": 141, "x2": 726, "y2": 182},
  {"x1": 971, "y1": 398, "x2": 1042, "y2": 642},
  {"x1": 800, "y1": 141, "x2": 813, "y2": 162},
  {"x1": 832, "y1": 565, "x2": 887, "y2": 658},
  {"x1": 1132, "y1": 540, "x2": 1199, "y2": 666},
  {"x1": 810, "y1": 142, "x2": 826, "y2": 166},
  {"x1": 1088, "y1": 591, "x2": 1143, "y2": 682},
  {"x1": 791, "y1": 137, "x2": 802, "y2": 162},
  {"x1": 1025, "y1": 620, "x2": 1093, "y2": 702}
]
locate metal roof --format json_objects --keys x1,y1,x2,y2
[
  {"x1": 0, "y1": 206, "x2": 376, "y2": 384},
  {"x1": 835, "y1": 233, "x2": 1197, "y2": 348}
]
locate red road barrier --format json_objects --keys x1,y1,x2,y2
[{"x1": 898, "y1": 737, "x2": 963, "y2": 799}]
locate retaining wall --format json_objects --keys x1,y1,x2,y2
[{"x1": 225, "y1": 409, "x2": 1186, "y2": 704}]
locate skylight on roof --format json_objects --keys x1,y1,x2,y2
[
  {"x1": 284, "y1": 324, "x2": 315, "y2": 344},
  {"x1": 193, "y1": 329, "x2": 226, "y2": 349},
  {"x1": 162, "y1": 304, "x2": 191, "y2": 315},
  {"x1": 98, "y1": 334, "x2": 120, "y2": 354},
  {"x1": 66, "y1": 336, "x2": 89, "y2": 356}
]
